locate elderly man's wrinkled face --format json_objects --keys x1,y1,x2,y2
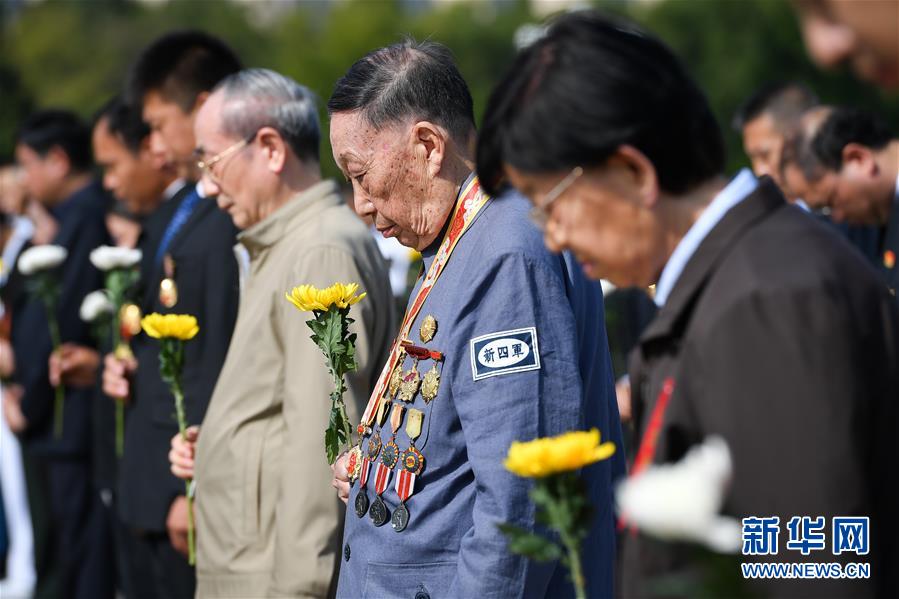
[
  {"x1": 194, "y1": 92, "x2": 264, "y2": 229},
  {"x1": 504, "y1": 160, "x2": 665, "y2": 288},
  {"x1": 742, "y1": 114, "x2": 786, "y2": 186},
  {"x1": 330, "y1": 111, "x2": 450, "y2": 251},
  {"x1": 796, "y1": 0, "x2": 899, "y2": 88}
]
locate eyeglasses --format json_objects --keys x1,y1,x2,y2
[
  {"x1": 195, "y1": 130, "x2": 258, "y2": 182},
  {"x1": 528, "y1": 166, "x2": 584, "y2": 230}
]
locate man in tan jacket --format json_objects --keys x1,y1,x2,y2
[{"x1": 169, "y1": 68, "x2": 394, "y2": 597}]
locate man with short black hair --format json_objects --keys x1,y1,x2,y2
[
  {"x1": 732, "y1": 81, "x2": 818, "y2": 198},
  {"x1": 126, "y1": 30, "x2": 242, "y2": 179},
  {"x1": 101, "y1": 30, "x2": 241, "y2": 598},
  {"x1": 11, "y1": 109, "x2": 111, "y2": 599},
  {"x1": 794, "y1": 106, "x2": 899, "y2": 294}
]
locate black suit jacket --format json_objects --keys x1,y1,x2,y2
[
  {"x1": 118, "y1": 186, "x2": 240, "y2": 533},
  {"x1": 91, "y1": 188, "x2": 185, "y2": 493},
  {"x1": 621, "y1": 180, "x2": 899, "y2": 598},
  {"x1": 12, "y1": 180, "x2": 110, "y2": 457},
  {"x1": 879, "y1": 197, "x2": 898, "y2": 296}
]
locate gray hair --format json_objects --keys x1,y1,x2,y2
[
  {"x1": 214, "y1": 68, "x2": 320, "y2": 162},
  {"x1": 327, "y1": 38, "x2": 475, "y2": 144}
]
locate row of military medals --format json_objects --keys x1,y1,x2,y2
[{"x1": 347, "y1": 315, "x2": 441, "y2": 533}]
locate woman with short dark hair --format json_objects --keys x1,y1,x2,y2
[{"x1": 478, "y1": 10, "x2": 899, "y2": 598}]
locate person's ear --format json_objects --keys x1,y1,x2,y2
[
  {"x1": 608, "y1": 144, "x2": 660, "y2": 207},
  {"x1": 410, "y1": 121, "x2": 446, "y2": 178},
  {"x1": 841, "y1": 143, "x2": 877, "y2": 178},
  {"x1": 45, "y1": 146, "x2": 72, "y2": 180},
  {"x1": 258, "y1": 127, "x2": 287, "y2": 173},
  {"x1": 191, "y1": 91, "x2": 211, "y2": 117}
]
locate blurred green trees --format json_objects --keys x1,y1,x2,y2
[{"x1": 1, "y1": 0, "x2": 896, "y2": 178}]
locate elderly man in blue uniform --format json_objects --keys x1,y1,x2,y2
[{"x1": 328, "y1": 40, "x2": 625, "y2": 598}]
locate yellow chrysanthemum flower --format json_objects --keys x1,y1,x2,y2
[
  {"x1": 140, "y1": 313, "x2": 200, "y2": 340},
  {"x1": 504, "y1": 428, "x2": 616, "y2": 478},
  {"x1": 285, "y1": 282, "x2": 367, "y2": 312}
]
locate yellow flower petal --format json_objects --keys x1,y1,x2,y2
[
  {"x1": 140, "y1": 313, "x2": 200, "y2": 341},
  {"x1": 284, "y1": 282, "x2": 367, "y2": 312},
  {"x1": 503, "y1": 428, "x2": 616, "y2": 478}
]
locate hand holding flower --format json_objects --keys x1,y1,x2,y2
[
  {"x1": 141, "y1": 312, "x2": 200, "y2": 565},
  {"x1": 18, "y1": 244, "x2": 67, "y2": 437}
]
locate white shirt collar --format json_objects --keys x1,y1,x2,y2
[
  {"x1": 162, "y1": 178, "x2": 186, "y2": 201},
  {"x1": 654, "y1": 169, "x2": 758, "y2": 307}
]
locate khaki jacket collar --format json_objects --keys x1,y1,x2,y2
[{"x1": 238, "y1": 179, "x2": 341, "y2": 255}]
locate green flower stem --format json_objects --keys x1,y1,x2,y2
[
  {"x1": 332, "y1": 370, "x2": 351, "y2": 442},
  {"x1": 45, "y1": 302, "x2": 64, "y2": 439},
  {"x1": 542, "y1": 475, "x2": 587, "y2": 599},
  {"x1": 309, "y1": 306, "x2": 359, "y2": 463},
  {"x1": 107, "y1": 268, "x2": 134, "y2": 459},
  {"x1": 172, "y1": 382, "x2": 196, "y2": 567},
  {"x1": 112, "y1": 319, "x2": 124, "y2": 457},
  {"x1": 562, "y1": 535, "x2": 586, "y2": 599},
  {"x1": 115, "y1": 401, "x2": 124, "y2": 457}
]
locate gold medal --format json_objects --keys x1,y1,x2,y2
[
  {"x1": 347, "y1": 445, "x2": 363, "y2": 482},
  {"x1": 159, "y1": 254, "x2": 178, "y2": 308},
  {"x1": 419, "y1": 315, "x2": 437, "y2": 343},
  {"x1": 120, "y1": 303, "x2": 143, "y2": 337},
  {"x1": 397, "y1": 360, "x2": 421, "y2": 403},
  {"x1": 388, "y1": 359, "x2": 403, "y2": 398},
  {"x1": 159, "y1": 278, "x2": 178, "y2": 308},
  {"x1": 421, "y1": 363, "x2": 440, "y2": 403}
]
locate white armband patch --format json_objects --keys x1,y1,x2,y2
[{"x1": 469, "y1": 327, "x2": 540, "y2": 381}]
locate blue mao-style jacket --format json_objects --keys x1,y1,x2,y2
[{"x1": 337, "y1": 182, "x2": 625, "y2": 599}]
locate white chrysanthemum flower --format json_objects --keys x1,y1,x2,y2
[
  {"x1": 89, "y1": 246, "x2": 142, "y2": 271},
  {"x1": 616, "y1": 436, "x2": 741, "y2": 553},
  {"x1": 17, "y1": 245, "x2": 68, "y2": 275},
  {"x1": 79, "y1": 290, "x2": 114, "y2": 323}
]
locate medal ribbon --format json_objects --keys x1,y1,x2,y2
[
  {"x1": 389, "y1": 404, "x2": 404, "y2": 435},
  {"x1": 395, "y1": 470, "x2": 416, "y2": 502},
  {"x1": 375, "y1": 395, "x2": 389, "y2": 426},
  {"x1": 618, "y1": 377, "x2": 675, "y2": 532},
  {"x1": 374, "y1": 463, "x2": 391, "y2": 496},
  {"x1": 630, "y1": 377, "x2": 675, "y2": 477},
  {"x1": 359, "y1": 457, "x2": 371, "y2": 489},
  {"x1": 361, "y1": 177, "x2": 489, "y2": 427},
  {"x1": 405, "y1": 409, "x2": 423, "y2": 441}
]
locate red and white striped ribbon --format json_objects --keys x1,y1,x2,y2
[
  {"x1": 359, "y1": 457, "x2": 371, "y2": 489},
  {"x1": 394, "y1": 470, "x2": 416, "y2": 502},
  {"x1": 374, "y1": 463, "x2": 391, "y2": 496}
]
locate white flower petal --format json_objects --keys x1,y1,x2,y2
[
  {"x1": 17, "y1": 245, "x2": 68, "y2": 275},
  {"x1": 89, "y1": 246, "x2": 142, "y2": 271},
  {"x1": 616, "y1": 436, "x2": 737, "y2": 553},
  {"x1": 79, "y1": 290, "x2": 114, "y2": 322}
]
